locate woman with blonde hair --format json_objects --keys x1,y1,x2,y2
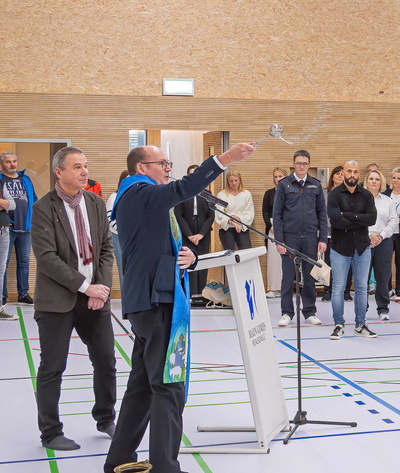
[
  {"x1": 262, "y1": 167, "x2": 287, "y2": 298},
  {"x1": 215, "y1": 169, "x2": 254, "y2": 250},
  {"x1": 364, "y1": 169, "x2": 397, "y2": 320}
]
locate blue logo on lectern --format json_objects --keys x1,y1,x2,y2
[{"x1": 245, "y1": 278, "x2": 258, "y2": 320}]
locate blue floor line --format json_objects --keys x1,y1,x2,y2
[
  {"x1": 2, "y1": 428, "x2": 399, "y2": 466},
  {"x1": 0, "y1": 449, "x2": 150, "y2": 466},
  {"x1": 278, "y1": 339, "x2": 400, "y2": 416}
]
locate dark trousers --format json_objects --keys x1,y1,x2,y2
[
  {"x1": 281, "y1": 234, "x2": 318, "y2": 319},
  {"x1": 219, "y1": 228, "x2": 252, "y2": 251},
  {"x1": 105, "y1": 304, "x2": 185, "y2": 473},
  {"x1": 185, "y1": 217, "x2": 210, "y2": 296},
  {"x1": 35, "y1": 293, "x2": 116, "y2": 442},
  {"x1": 324, "y1": 239, "x2": 352, "y2": 294},
  {"x1": 371, "y1": 237, "x2": 393, "y2": 313},
  {"x1": 389, "y1": 234, "x2": 400, "y2": 291}
]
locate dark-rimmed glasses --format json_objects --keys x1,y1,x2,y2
[
  {"x1": 140, "y1": 160, "x2": 173, "y2": 170},
  {"x1": 293, "y1": 162, "x2": 310, "y2": 167}
]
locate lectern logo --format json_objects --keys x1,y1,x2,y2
[{"x1": 245, "y1": 278, "x2": 258, "y2": 320}]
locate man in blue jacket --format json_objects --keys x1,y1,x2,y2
[
  {"x1": 273, "y1": 150, "x2": 328, "y2": 326},
  {"x1": 104, "y1": 142, "x2": 255, "y2": 473},
  {"x1": 0, "y1": 152, "x2": 37, "y2": 305}
]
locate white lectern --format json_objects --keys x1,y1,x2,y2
[{"x1": 181, "y1": 247, "x2": 289, "y2": 454}]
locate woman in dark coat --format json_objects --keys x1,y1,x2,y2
[{"x1": 174, "y1": 164, "x2": 215, "y2": 296}]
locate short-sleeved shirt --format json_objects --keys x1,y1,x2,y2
[{"x1": 1, "y1": 175, "x2": 28, "y2": 231}]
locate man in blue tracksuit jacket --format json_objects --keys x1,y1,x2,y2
[
  {"x1": 0, "y1": 152, "x2": 37, "y2": 305},
  {"x1": 273, "y1": 150, "x2": 328, "y2": 326}
]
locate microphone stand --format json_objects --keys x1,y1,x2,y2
[{"x1": 201, "y1": 195, "x2": 357, "y2": 444}]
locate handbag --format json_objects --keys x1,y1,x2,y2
[
  {"x1": 202, "y1": 280, "x2": 232, "y2": 306},
  {"x1": 310, "y1": 253, "x2": 331, "y2": 286}
]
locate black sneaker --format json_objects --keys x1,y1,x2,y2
[
  {"x1": 321, "y1": 293, "x2": 331, "y2": 302},
  {"x1": 344, "y1": 292, "x2": 353, "y2": 301},
  {"x1": 17, "y1": 294, "x2": 34, "y2": 305},
  {"x1": 330, "y1": 324, "x2": 344, "y2": 340},
  {"x1": 354, "y1": 324, "x2": 377, "y2": 338}
]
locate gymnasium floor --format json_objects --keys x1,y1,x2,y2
[{"x1": 0, "y1": 293, "x2": 399, "y2": 473}]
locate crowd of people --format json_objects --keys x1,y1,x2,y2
[{"x1": 1, "y1": 145, "x2": 399, "y2": 473}]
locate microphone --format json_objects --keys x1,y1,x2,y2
[{"x1": 198, "y1": 189, "x2": 228, "y2": 208}]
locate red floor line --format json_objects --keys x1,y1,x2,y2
[
  {"x1": 0, "y1": 332, "x2": 133, "y2": 342},
  {"x1": 30, "y1": 348, "x2": 123, "y2": 359}
]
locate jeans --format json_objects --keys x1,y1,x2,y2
[
  {"x1": 3, "y1": 229, "x2": 31, "y2": 299},
  {"x1": 0, "y1": 227, "x2": 10, "y2": 305},
  {"x1": 323, "y1": 239, "x2": 352, "y2": 295},
  {"x1": 331, "y1": 247, "x2": 371, "y2": 327}
]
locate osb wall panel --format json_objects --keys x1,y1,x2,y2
[
  {"x1": 1, "y1": 92, "x2": 400, "y2": 296},
  {"x1": 0, "y1": 0, "x2": 398, "y2": 103}
]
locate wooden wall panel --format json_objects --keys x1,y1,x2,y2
[
  {"x1": 0, "y1": 1, "x2": 398, "y2": 103},
  {"x1": 1, "y1": 92, "x2": 400, "y2": 297}
]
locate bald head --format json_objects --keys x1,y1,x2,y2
[
  {"x1": 343, "y1": 161, "x2": 360, "y2": 190},
  {"x1": 127, "y1": 146, "x2": 161, "y2": 174}
]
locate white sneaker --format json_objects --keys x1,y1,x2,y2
[
  {"x1": 278, "y1": 314, "x2": 292, "y2": 326},
  {"x1": 0, "y1": 307, "x2": 19, "y2": 321},
  {"x1": 378, "y1": 312, "x2": 390, "y2": 321},
  {"x1": 266, "y1": 291, "x2": 281, "y2": 298},
  {"x1": 354, "y1": 324, "x2": 377, "y2": 338},
  {"x1": 368, "y1": 284, "x2": 376, "y2": 295},
  {"x1": 305, "y1": 315, "x2": 322, "y2": 325}
]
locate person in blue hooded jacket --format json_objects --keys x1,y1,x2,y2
[{"x1": 0, "y1": 152, "x2": 37, "y2": 305}]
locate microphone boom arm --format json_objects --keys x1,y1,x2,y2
[{"x1": 202, "y1": 199, "x2": 321, "y2": 268}]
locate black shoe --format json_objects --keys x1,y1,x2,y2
[
  {"x1": 396, "y1": 290, "x2": 400, "y2": 297},
  {"x1": 330, "y1": 324, "x2": 344, "y2": 340},
  {"x1": 98, "y1": 422, "x2": 116, "y2": 439},
  {"x1": 321, "y1": 293, "x2": 331, "y2": 302},
  {"x1": 17, "y1": 294, "x2": 34, "y2": 305},
  {"x1": 344, "y1": 292, "x2": 353, "y2": 301},
  {"x1": 42, "y1": 434, "x2": 80, "y2": 450}
]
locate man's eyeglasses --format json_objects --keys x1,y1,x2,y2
[
  {"x1": 294, "y1": 162, "x2": 310, "y2": 167},
  {"x1": 141, "y1": 160, "x2": 173, "y2": 170}
]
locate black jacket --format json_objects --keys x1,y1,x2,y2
[
  {"x1": 327, "y1": 183, "x2": 377, "y2": 256},
  {"x1": 174, "y1": 196, "x2": 214, "y2": 245}
]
